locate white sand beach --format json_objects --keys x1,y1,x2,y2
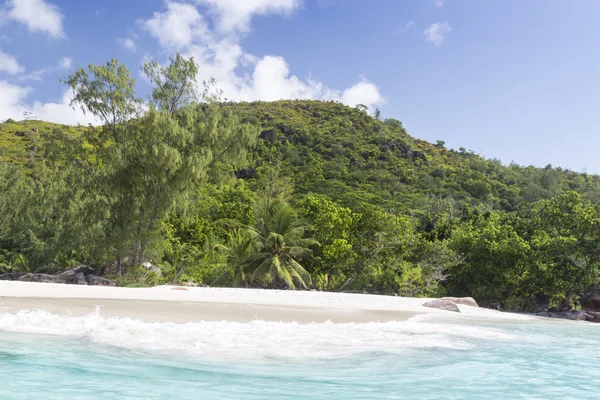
[{"x1": 0, "y1": 281, "x2": 533, "y2": 323}]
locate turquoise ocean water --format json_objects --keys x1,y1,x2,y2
[{"x1": 0, "y1": 310, "x2": 598, "y2": 399}]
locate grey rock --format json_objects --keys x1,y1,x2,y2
[
  {"x1": 536, "y1": 309, "x2": 599, "y2": 322},
  {"x1": 423, "y1": 299, "x2": 461, "y2": 313},
  {"x1": 567, "y1": 311, "x2": 589, "y2": 321},
  {"x1": 441, "y1": 297, "x2": 479, "y2": 308},
  {"x1": 0, "y1": 272, "x2": 28, "y2": 281},
  {"x1": 535, "y1": 311, "x2": 550, "y2": 317},
  {"x1": 58, "y1": 265, "x2": 95, "y2": 282},
  {"x1": 235, "y1": 168, "x2": 257, "y2": 180},
  {"x1": 580, "y1": 285, "x2": 600, "y2": 311},
  {"x1": 259, "y1": 129, "x2": 276, "y2": 140},
  {"x1": 547, "y1": 311, "x2": 569, "y2": 319},
  {"x1": 142, "y1": 261, "x2": 162, "y2": 277},
  {"x1": 586, "y1": 311, "x2": 600, "y2": 322},
  {"x1": 75, "y1": 272, "x2": 87, "y2": 285},
  {"x1": 411, "y1": 150, "x2": 427, "y2": 162},
  {"x1": 17, "y1": 273, "x2": 69, "y2": 284},
  {"x1": 85, "y1": 275, "x2": 116, "y2": 286}
]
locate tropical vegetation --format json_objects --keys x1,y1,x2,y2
[{"x1": 1, "y1": 53, "x2": 600, "y2": 311}]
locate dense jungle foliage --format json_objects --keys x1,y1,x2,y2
[{"x1": 1, "y1": 54, "x2": 599, "y2": 311}]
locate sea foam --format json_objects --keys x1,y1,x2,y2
[{"x1": 0, "y1": 309, "x2": 518, "y2": 362}]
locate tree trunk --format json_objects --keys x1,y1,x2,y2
[
  {"x1": 174, "y1": 268, "x2": 184, "y2": 283},
  {"x1": 116, "y1": 255, "x2": 123, "y2": 276}
]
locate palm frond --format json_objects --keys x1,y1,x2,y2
[
  {"x1": 287, "y1": 265, "x2": 306, "y2": 289},
  {"x1": 211, "y1": 269, "x2": 232, "y2": 287},
  {"x1": 252, "y1": 255, "x2": 275, "y2": 283},
  {"x1": 287, "y1": 245, "x2": 313, "y2": 259},
  {"x1": 288, "y1": 258, "x2": 312, "y2": 287},
  {"x1": 275, "y1": 256, "x2": 295, "y2": 289}
]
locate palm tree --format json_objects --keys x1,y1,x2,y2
[
  {"x1": 248, "y1": 202, "x2": 317, "y2": 289},
  {"x1": 212, "y1": 231, "x2": 255, "y2": 287}
]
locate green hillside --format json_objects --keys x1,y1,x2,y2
[
  {"x1": 4, "y1": 100, "x2": 599, "y2": 211},
  {"x1": 0, "y1": 119, "x2": 85, "y2": 164},
  {"x1": 227, "y1": 100, "x2": 600, "y2": 211},
  {"x1": 1, "y1": 55, "x2": 599, "y2": 311}
]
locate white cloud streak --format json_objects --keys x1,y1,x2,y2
[
  {"x1": 0, "y1": 48, "x2": 24, "y2": 74},
  {"x1": 19, "y1": 56, "x2": 73, "y2": 81},
  {"x1": 58, "y1": 56, "x2": 72, "y2": 69},
  {"x1": 194, "y1": 0, "x2": 300, "y2": 33},
  {"x1": 424, "y1": 21, "x2": 451, "y2": 46},
  {"x1": 397, "y1": 20, "x2": 415, "y2": 34},
  {"x1": 118, "y1": 37, "x2": 137, "y2": 52}
]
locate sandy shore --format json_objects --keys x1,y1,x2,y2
[{"x1": 0, "y1": 281, "x2": 532, "y2": 323}]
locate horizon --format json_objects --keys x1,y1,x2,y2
[{"x1": 1, "y1": 0, "x2": 599, "y2": 172}]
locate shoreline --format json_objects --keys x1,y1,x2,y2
[
  {"x1": 0, "y1": 281, "x2": 534, "y2": 324},
  {"x1": 0, "y1": 297, "x2": 423, "y2": 323}
]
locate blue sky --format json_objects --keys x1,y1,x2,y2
[{"x1": 1, "y1": 0, "x2": 600, "y2": 172}]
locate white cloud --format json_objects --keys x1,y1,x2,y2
[
  {"x1": 424, "y1": 21, "x2": 451, "y2": 46},
  {"x1": 141, "y1": 2, "x2": 208, "y2": 49},
  {"x1": 0, "y1": 48, "x2": 24, "y2": 74},
  {"x1": 0, "y1": 80, "x2": 29, "y2": 120},
  {"x1": 19, "y1": 69, "x2": 44, "y2": 81},
  {"x1": 236, "y1": 55, "x2": 330, "y2": 101},
  {"x1": 340, "y1": 79, "x2": 383, "y2": 109},
  {"x1": 194, "y1": 0, "x2": 300, "y2": 33},
  {"x1": 19, "y1": 56, "x2": 73, "y2": 81},
  {"x1": 140, "y1": 1, "x2": 384, "y2": 111},
  {"x1": 435, "y1": 0, "x2": 445, "y2": 7},
  {"x1": 118, "y1": 37, "x2": 137, "y2": 52},
  {"x1": 30, "y1": 89, "x2": 100, "y2": 125},
  {"x1": 3, "y1": 0, "x2": 65, "y2": 38},
  {"x1": 58, "y1": 56, "x2": 72, "y2": 69},
  {"x1": 0, "y1": 80, "x2": 99, "y2": 124},
  {"x1": 397, "y1": 20, "x2": 415, "y2": 33}
]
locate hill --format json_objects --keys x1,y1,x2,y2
[
  {"x1": 4, "y1": 100, "x2": 600, "y2": 211},
  {"x1": 228, "y1": 101, "x2": 600, "y2": 211}
]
